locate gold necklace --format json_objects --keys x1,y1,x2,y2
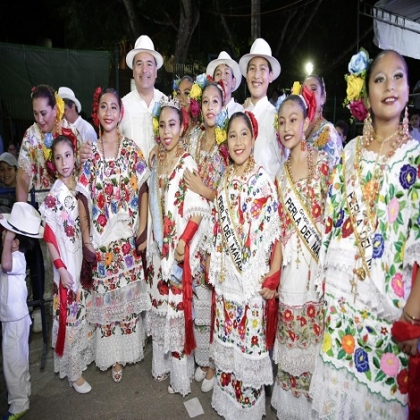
[
  {"x1": 100, "y1": 132, "x2": 122, "y2": 160},
  {"x1": 306, "y1": 114, "x2": 323, "y2": 142},
  {"x1": 226, "y1": 154, "x2": 256, "y2": 181}
]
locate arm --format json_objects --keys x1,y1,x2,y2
[
  {"x1": 148, "y1": 145, "x2": 158, "y2": 168},
  {"x1": 16, "y1": 168, "x2": 30, "y2": 202},
  {"x1": 136, "y1": 183, "x2": 148, "y2": 252},
  {"x1": 1, "y1": 230, "x2": 15, "y2": 272},
  {"x1": 45, "y1": 242, "x2": 74, "y2": 289},
  {"x1": 79, "y1": 140, "x2": 93, "y2": 164},
  {"x1": 184, "y1": 168, "x2": 216, "y2": 201},
  {"x1": 78, "y1": 195, "x2": 94, "y2": 254},
  {"x1": 259, "y1": 241, "x2": 282, "y2": 300},
  {"x1": 175, "y1": 215, "x2": 202, "y2": 262}
]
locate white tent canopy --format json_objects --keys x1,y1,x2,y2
[{"x1": 372, "y1": 0, "x2": 420, "y2": 60}]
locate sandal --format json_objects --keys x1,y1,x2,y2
[
  {"x1": 112, "y1": 367, "x2": 123, "y2": 383},
  {"x1": 154, "y1": 372, "x2": 169, "y2": 382}
]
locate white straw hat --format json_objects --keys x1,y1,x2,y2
[
  {"x1": 126, "y1": 35, "x2": 164, "y2": 70},
  {"x1": 206, "y1": 51, "x2": 242, "y2": 92},
  {"x1": 239, "y1": 38, "x2": 281, "y2": 81},
  {"x1": 58, "y1": 87, "x2": 82, "y2": 113},
  {"x1": 0, "y1": 202, "x2": 44, "y2": 238}
]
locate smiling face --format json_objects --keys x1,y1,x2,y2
[
  {"x1": 98, "y1": 92, "x2": 121, "y2": 134},
  {"x1": 159, "y1": 106, "x2": 183, "y2": 153},
  {"x1": 132, "y1": 51, "x2": 158, "y2": 95},
  {"x1": 227, "y1": 114, "x2": 255, "y2": 169},
  {"x1": 33, "y1": 97, "x2": 57, "y2": 133},
  {"x1": 201, "y1": 84, "x2": 223, "y2": 127},
  {"x1": 246, "y1": 57, "x2": 273, "y2": 103},
  {"x1": 53, "y1": 140, "x2": 75, "y2": 181},
  {"x1": 0, "y1": 162, "x2": 17, "y2": 187},
  {"x1": 367, "y1": 51, "x2": 409, "y2": 125},
  {"x1": 177, "y1": 78, "x2": 193, "y2": 111},
  {"x1": 278, "y1": 98, "x2": 309, "y2": 152},
  {"x1": 214, "y1": 64, "x2": 235, "y2": 102}
]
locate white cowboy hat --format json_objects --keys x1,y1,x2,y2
[
  {"x1": 58, "y1": 87, "x2": 82, "y2": 113},
  {"x1": 206, "y1": 51, "x2": 242, "y2": 92},
  {"x1": 0, "y1": 202, "x2": 44, "y2": 238},
  {"x1": 126, "y1": 35, "x2": 164, "y2": 70},
  {"x1": 239, "y1": 38, "x2": 281, "y2": 81}
]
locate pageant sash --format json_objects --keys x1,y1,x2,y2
[
  {"x1": 342, "y1": 156, "x2": 374, "y2": 278},
  {"x1": 217, "y1": 186, "x2": 243, "y2": 273},
  {"x1": 279, "y1": 171, "x2": 322, "y2": 262},
  {"x1": 149, "y1": 159, "x2": 164, "y2": 255}
]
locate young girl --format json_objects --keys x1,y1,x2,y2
[
  {"x1": 147, "y1": 98, "x2": 210, "y2": 396},
  {"x1": 76, "y1": 87, "x2": 150, "y2": 382},
  {"x1": 301, "y1": 75, "x2": 342, "y2": 165},
  {"x1": 40, "y1": 135, "x2": 94, "y2": 393},
  {"x1": 310, "y1": 50, "x2": 420, "y2": 419},
  {"x1": 271, "y1": 95, "x2": 331, "y2": 419},
  {"x1": 184, "y1": 80, "x2": 229, "y2": 393},
  {"x1": 208, "y1": 111, "x2": 281, "y2": 419}
]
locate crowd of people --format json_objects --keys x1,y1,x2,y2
[{"x1": 0, "y1": 34, "x2": 419, "y2": 420}]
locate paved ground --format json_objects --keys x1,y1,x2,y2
[{"x1": 0, "y1": 315, "x2": 278, "y2": 420}]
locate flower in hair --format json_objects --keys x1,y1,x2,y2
[
  {"x1": 91, "y1": 87, "x2": 102, "y2": 128},
  {"x1": 343, "y1": 48, "x2": 372, "y2": 122},
  {"x1": 291, "y1": 81, "x2": 302, "y2": 95},
  {"x1": 172, "y1": 77, "x2": 181, "y2": 97},
  {"x1": 215, "y1": 109, "x2": 229, "y2": 145},
  {"x1": 55, "y1": 92, "x2": 65, "y2": 121},
  {"x1": 189, "y1": 73, "x2": 210, "y2": 118},
  {"x1": 151, "y1": 101, "x2": 162, "y2": 141}
]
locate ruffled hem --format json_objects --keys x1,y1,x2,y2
[
  {"x1": 211, "y1": 339, "x2": 273, "y2": 388},
  {"x1": 272, "y1": 382, "x2": 317, "y2": 420},
  {"x1": 211, "y1": 380, "x2": 266, "y2": 420},
  {"x1": 309, "y1": 354, "x2": 407, "y2": 420}
]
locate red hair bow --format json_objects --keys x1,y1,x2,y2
[{"x1": 245, "y1": 110, "x2": 259, "y2": 140}]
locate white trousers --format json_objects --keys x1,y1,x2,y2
[{"x1": 2, "y1": 314, "x2": 31, "y2": 414}]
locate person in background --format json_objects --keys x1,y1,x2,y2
[
  {"x1": 335, "y1": 119, "x2": 349, "y2": 146},
  {"x1": 0, "y1": 202, "x2": 43, "y2": 420},
  {"x1": 7, "y1": 143, "x2": 18, "y2": 159},
  {"x1": 206, "y1": 51, "x2": 244, "y2": 117},
  {"x1": 410, "y1": 110, "x2": 420, "y2": 141},
  {"x1": 58, "y1": 87, "x2": 97, "y2": 143},
  {"x1": 239, "y1": 38, "x2": 285, "y2": 179},
  {"x1": 301, "y1": 74, "x2": 342, "y2": 165},
  {"x1": 122, "y1": 35, "x2": 166, "y2": 161},
  {"x1": 0, "y1": 152, "x2": 17, "y2": 213}
]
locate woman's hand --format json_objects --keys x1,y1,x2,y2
[
  {"x1": 59, "y1": 269, "x2": 74, "y2": 289},
  {"x1": 80, "y1": 141, "x2": 93, "y2": 164},
  {"x1": 184, "y1": 168, "x2": 204, "y2": 195},
  {"x1": 174, "y1": 240, "x2": 186, "y2": 263},
  {"x1": 259, "y1": 287, "x2": 279, "y2": 301}
]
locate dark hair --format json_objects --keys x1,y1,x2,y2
[
  {"x1": 227, "y1": 112, "x2": 253, "y2": 134},
  {"x1": 365, "y1": 50, "x2": 409, "y2": 97},
  {"x1": 202, "y1": 82, "x2": 225, "y2": 106},
  {"x1": 63, "y1": 98, "x2": 79, "y2": 113},
  {"x1": 15, "y1": 233, "x2": 35, "y2": 254},
  {"x1": 159, "y1": 104, "x2": 184, "y2": 126},
  {"x1": 180, "y1": 75, "x2": 194, "y2": 85},
  {"x1": 247, "y1": 56, "x2": 272, "y2": 73},
  {"x1": 335, "y1": 119, "x2": 349, "y2": 137},
  {"x1": 304, "y1": 74, "x2": 326, "y2": 96},
  {"x1": 31, "y1": 84, "x2": 56, "y2": 108},
  {"x1": 51, "y1": 135, "x2": 75, "y2": 158},
  {"x1": 98, "y1": 87, "x2": 122, "y2": 110},
  {"x1": 279, "y1": 95, "x2": 308, "y2": 119}
]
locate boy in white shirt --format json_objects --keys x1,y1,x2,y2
[{"x1": 0, "y1": 202, "x2": 44, "y2": 420}]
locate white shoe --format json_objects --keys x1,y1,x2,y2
[
  {"x1": 194, "y1": 367, "x2": 206, "y2": 382},
  {"x1": 32, "y1": 310, "x2": 42, "y2": 333},
  {"x1": 71, "y1": 380, "x2": 92, "y2": 394},
  {"x1": 201, "y1": 377, "x2": 215, "y2": 392}
]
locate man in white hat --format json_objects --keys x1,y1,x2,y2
[
  {"x1": 239, "y1": 38, "x2": 285, "y2": 179},
  {"x1": 206, "y1": 51, "x2": 244, "y2": 117},
  {"x1": 121, "y1": 35, "x2": 166, "y2": 160},
  {"x1": 58, "y1": 87, "x2": 97, "y2": 143}
]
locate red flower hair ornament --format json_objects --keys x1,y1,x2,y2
[{"x1": 244, "y1": 110, "x2": 259, "y2": 140}]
